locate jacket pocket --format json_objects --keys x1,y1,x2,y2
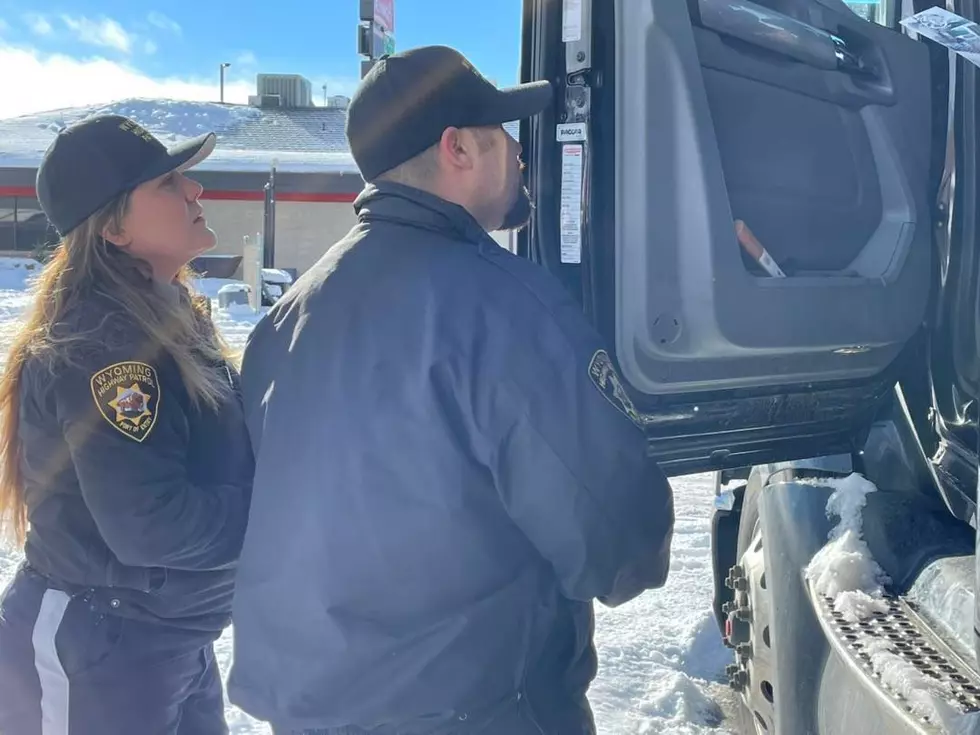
[
  {"x1": 54, "y1": 598, "x2": 126, "y2": 678},
  {"x1": 105, "y1": 552, "x2": 166, "y2": 593}
]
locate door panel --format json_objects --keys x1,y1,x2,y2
[
  {"x1": 701, "y1": 64, "x2": 883, "y2": 272},
  {"x1": 614, "y1": 0, "x2": 933, "y2": 394}
]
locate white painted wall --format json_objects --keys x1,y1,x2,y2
[{"x1": 200, "y1": 199, "x2": 517, "y2": 278}]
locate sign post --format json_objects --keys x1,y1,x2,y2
[
  {"x1": 242, "y1": 234, "x2": 264, "y2": 313},
  {"x1": 262, "y1": 162, "x2": 277, "y2": 269},
  {"x1": 357, "y1": 0, "x2": 395, "y2": 78}
]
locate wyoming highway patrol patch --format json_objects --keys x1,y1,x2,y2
[
  {"x1": 90, "y1": 361, "x2": 160, "y2": 442},
  {"x1": 588, "y1": 350, "x2": 643, "y2": 427}
]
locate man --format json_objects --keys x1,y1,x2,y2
[{"x1": 228, "y1": 45, "x2": 675, "y2": 735}]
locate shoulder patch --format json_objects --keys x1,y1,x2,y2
[
  {"x1": 588, "y1": 349, "x2": 643, "y2": 427},
  {"x1": 89, "y1": 361, "x2": 160, "y2": 443}
]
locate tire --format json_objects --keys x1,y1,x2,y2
[
  {"x1": 736, "y1": 484, "x2": 761, "y2": 560},
  {"x1": 732, "y1": 483, "x2": 769, "y2": 735}
]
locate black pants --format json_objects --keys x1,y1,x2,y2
[
  {"x1": 0, "y1": 565, "x2": 227, "y2": 735},
  {"x1": 283, "y1": 691, "x2": 596, "y2": 735}
]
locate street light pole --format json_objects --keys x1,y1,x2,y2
[{"x1": 220, "y1": 62, "x2": 231, "y2": 103}]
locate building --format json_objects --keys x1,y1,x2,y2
[{"x1": 0, "y1": 73, "x2": 517, "y2": 278}]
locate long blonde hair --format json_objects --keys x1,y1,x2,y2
[{"x1": 0, "y1": 192, "x2": 236, "y2": 545}]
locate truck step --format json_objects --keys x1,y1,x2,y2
[
  {"x1": 812, "y1": 588, "x2": 980, "y2": 731},
  {"x1": 907, "y1": 555, "x2": 977, "y2": 666}
]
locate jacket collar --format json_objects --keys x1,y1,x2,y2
[{"x1": 352, "y1": 181, "x2": 494, "y2": 246}]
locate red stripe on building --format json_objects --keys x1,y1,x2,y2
[
  {"x1": 0, "y1": 186, "x2": 356, "y2": 203},
  {"x1": 0, "y1": 187, "x2": 34, "y2": 198}
]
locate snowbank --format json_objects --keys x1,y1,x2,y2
[
  {"x1": 190, "y1": 277, "x2": 267, "y2": 347},
  {"x1": 0, "y1": 258, "x2": 43, "y2": 291}
]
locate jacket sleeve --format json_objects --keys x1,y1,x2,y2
[
  {"x1": 49, "y1": 346, "x2": 250, "y2": 572},
  {"x1": 477, "y1": 299, "x2": 674, "y2": 608}
]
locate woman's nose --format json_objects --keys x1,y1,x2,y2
[{"x1": 182, "y1": 173, "x2": 204, "y2": 200}]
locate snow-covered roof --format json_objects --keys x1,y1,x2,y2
[{"x1": 0, "y1": 98, "x2": 522, "y2": 176}]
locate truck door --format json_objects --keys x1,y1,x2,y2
[{"x1": 520, "y1": 0, "x2": 940, "y2": 475}]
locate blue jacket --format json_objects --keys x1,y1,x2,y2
[
  {"x1": 228, "y1": 183, "x2": 675, "y2": 732},
  {"x1": 17, "y1": 290, "x2": 253, "y2": 633}
]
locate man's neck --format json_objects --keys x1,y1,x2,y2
[{"x1": 425, "y1": 180, "x2": 491, "y2": 232}]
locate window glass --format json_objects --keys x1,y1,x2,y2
[
  {"x1": 0, "y1": 197, "x2": 58, "y2": 255},
  {"x1": 844, "y1": 0, "x2": 894, "y2": 27}
]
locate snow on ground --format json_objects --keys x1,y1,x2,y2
[
  {"x1": 588, "y1": 473, "x2": 736, "y2": 735},
  {"x1": 0, "y1": 262, "x2": 734, "y2": 734},
  {"x1": 190, "y1": 276, "x2": 266, "y2": 348}
]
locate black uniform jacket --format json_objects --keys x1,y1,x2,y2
[{"x1": 17, "y1": 290, "x2": 253, "y2": 633}]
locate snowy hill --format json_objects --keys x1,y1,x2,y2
[
  {"x1": 0, "y1": 98, "x2": 358, "y2": 173},
  {"x1": 17, "y1": 98, "x2": 261, "y2": 141},
  {"x1": 0, "y1": 97, "x2": 522, "y2": 175}
]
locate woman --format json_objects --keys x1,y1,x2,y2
[{"x1": 0, "y1": 114, "x2": 254, "y2": 734}]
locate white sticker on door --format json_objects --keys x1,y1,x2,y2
[
  {"x1": 560, "y1": 144, "x2": 584, "y2": 264},
  {"x1": 556, "y1": 122, "x2": 588, "y2": 142},
  {"x1": 901, "y1": 8, "x2": 980, "y2": 68},
  {"x1": 562, "y1": 0, "x2": 583, "y2": 42}
]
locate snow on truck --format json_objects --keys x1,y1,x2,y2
[{"x1": 518, "y1": 0, "x2": 980, "y2": 732}]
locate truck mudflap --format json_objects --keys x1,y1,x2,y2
[{"x1": 809, "y1": 584, "x2": 980, "y2": 733}]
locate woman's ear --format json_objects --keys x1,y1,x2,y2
[{"x1": 101, "y1": 223, "x2": 131, "y2": 248}]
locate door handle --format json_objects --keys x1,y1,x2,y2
[{"x1": 698, "y1": 0, "x2": 873, "y2": 76}]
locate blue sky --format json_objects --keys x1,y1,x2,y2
[{"x1": 0, "y1": 0, "x2": 524, "y2": 118}]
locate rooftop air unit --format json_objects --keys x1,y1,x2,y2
[
  {"x1": 255, "y1": 74, "x2": 313, "y2": 108},
  {"x1": 248, "y1": 94, "x2": 282, "y2": 108}
]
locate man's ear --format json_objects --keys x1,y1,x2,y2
[{"x1": 437, "y1": 127, "x2": 477, "y2": 172}]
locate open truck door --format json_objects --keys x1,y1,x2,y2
[
  {"x1": 515, "y1": 3, "x2": 980, "y2": 733},
  {"x1": 518, "y1": 0, "x2": 939, "y2": 476}
]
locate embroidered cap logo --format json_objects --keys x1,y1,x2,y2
[{"x1": 118, "y1": 119, "x2": 155, "y2": 143}]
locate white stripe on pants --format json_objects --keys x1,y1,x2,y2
[{"x1": 31, "y1": 589, "x2": 71, "y2": 735}]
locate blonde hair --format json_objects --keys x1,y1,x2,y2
[{"x1": 0, "y1": 192, "x2": 236, "y2": 545}]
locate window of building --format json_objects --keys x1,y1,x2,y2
[{"x1": 0, "y1": 197, "x2": 58, "y2": 256}]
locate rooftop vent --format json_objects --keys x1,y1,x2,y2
[
  {"x1": 253, "y1": 74, "x2": 313, "y2": 108},
  {"x1": 248, "y1": 93, "x2": 282, "y2": 108}
]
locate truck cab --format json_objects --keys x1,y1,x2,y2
[{"x1": 518, "y1": 0, "x2": 980, "y2": 732}]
